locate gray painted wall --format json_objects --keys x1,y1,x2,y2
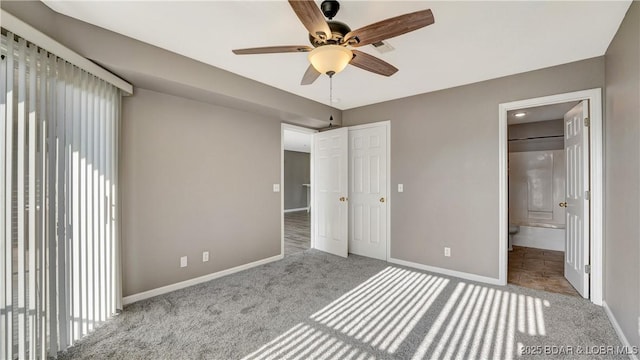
[
  {"x1": 604, "y1": 1, "x2": 640, "y2": 348},
  {"x1": 508, "y1": 119, "x2": 564, "y2": 152},
  {"x1": 284, "y1": 151, "x2": 310, "y2": 210},
  {"x1": 121, "y1": 89, "x2": 281, "y2": 296},
  {"x1": 343, "y1": 57, "x2": 604, "y2": 279}
]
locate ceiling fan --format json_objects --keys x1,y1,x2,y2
[{"x1": 232, "y1": 0, "x2": 435, "y2": 85}]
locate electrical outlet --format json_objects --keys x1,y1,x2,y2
[
  {"x1": 444, "y1": 247, "x2": 451, "y2": 257},
  {"x1": 203, "y1": 251, "x2": 209, "y2": 262},
  {"x1": 273, "y1": 184, "x2": 280, "y2": 192},
  {"x1": 398, "y1": 184, "x2": 404, "y2": 192},
  {"x1": 180, "y1": 256, "x2": 187, "y2": 268}
]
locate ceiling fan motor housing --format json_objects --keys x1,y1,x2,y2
[
  {"x1": 309, "y1": 20, "x2": 351, "y2": 47},
  {"x1": 321, "y1": 0, "x2": 340, "y2": 20}
]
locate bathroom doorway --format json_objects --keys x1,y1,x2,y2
[
  {"x1": 507, "y1": 101, "x2": 578, "y2": 296},
  {"x1": 498, "y1": 89, "x2": 604, "y2": 305}
]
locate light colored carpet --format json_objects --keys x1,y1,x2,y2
[{"x1": 58, "y1": 250, "x2": 625, "y2": 359}]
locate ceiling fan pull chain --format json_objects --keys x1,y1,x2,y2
[
  {"x1": 329, "y1": 74, "x2": 333, "y2": 105},
  {"x1": 329, "y1": 74, "x2": 334, "y2": 128}
]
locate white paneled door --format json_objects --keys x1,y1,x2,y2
[
  {"x1": 563, "y1": 100, "x2": 590, "y2": 298},
  {"x1": 313, "y1": 128, "x2": 349, "y2": 258},
  {"x1": 348, "y1": 125, "x2": 388, "y2": 260}
]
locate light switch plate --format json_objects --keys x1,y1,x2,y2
[
  {"x1": 273, "y1": 184, "x2": 280, "y2": 192},
  {"x1": 203, "y1": 251, "x2": 209, "y2": 262},
  {"x1": 398, "y1": 184, "x2": 404, "y2": 192},
  {"x1": 180, "y1": 256, "x2": 187, "y2": 268},
  {"x1": 444, "y1": 247, "x2": 451, "y2": 257}
]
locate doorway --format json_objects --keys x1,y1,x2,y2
[
  {"x1": 282, "y1": 121, "x2": 390, "y2": 261},
  {"x1": 506, "y1": 101, "x2": 579, "y2": 297},
  {"x1": 498, "y1": 88, "x2": 604, "y2": 305},
  {"x1": 282, "y1": 125, "x2": 316, "y2": 256}
]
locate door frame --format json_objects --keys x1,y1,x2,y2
[
  {"x1": 347, "y1": 120, "x2": 391, "y2": 261},
  {"x1": 281, "y1": 124, "x2": 318, "y2": 256},
  {"x1": 498, "y1": 88, "x2": 603, "y2": 305}
]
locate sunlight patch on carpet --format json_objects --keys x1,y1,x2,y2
[{"x1": 242, "y1": 266, "x2": 552, "y2": 359}]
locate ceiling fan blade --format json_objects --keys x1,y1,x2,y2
[
  {"x1": 344, "y1": 9, "x2": 434, "y2": 47},
  {"x1": 288, "y1": 0, "x2": 332, "y2": 40},
  {"x1": 301, "y1": 64, "x2": 321, "y2": 85},
  {"x1": 349, "y1": 50, "x2": 398, "y2": 77},
  {"x1": 233, "y1": 45, "x2": 313, "y2": 55}
]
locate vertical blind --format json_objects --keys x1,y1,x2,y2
[{"x1": 1, "y1": 30, "x2": 121, "y2": 359}]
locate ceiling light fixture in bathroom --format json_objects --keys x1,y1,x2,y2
[{"x1": 514, "y1": 112, "x2": 527, "y2": 117}]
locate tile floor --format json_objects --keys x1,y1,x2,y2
[{"x1": 508, "y1": 245, "x2": 580, "y2": 297}]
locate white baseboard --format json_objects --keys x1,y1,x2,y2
[
  {"x1": 388, "y1": 257, "x2": 503, "y2": 286},
  {"x1": 284, "y1": 207, "x2": 308, "y2": 213},
  {"x1": 602, "y1": 301, "x2": 640, "y2": 360},
  {"x1": 122, "y1": 254, "x2": 284, "y2": 305},
  {"x1": 512, "y1": 226, "x2": 565, "y2": 251}
]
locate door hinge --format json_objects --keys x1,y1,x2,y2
[
  {"x1": 585, "y1": 264, "x2": 591, "y2": 274},
  {"x1": 585, "y1": 190, "x2": 590, "y2": 201},
  {"x1": 584, "y1": 117, "x2": 590, "y2": 127}
]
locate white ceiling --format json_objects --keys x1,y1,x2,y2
[
  {"x1": 508, "y1": 101, "x2": 579, "y2": 125},
  {"x1": 284, "y1": 129, "x2": 312, "y2": 153},
  {"x1": 42, "y1": 1, "x2": 631, "y2": 110}
]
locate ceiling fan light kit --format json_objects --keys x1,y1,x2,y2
[
  {"x1": 232, "y1": 0, "x2": 434, "y2": 85},
  {"x1": 308, "y1": 45, "x2": 353, "y2": 75}
]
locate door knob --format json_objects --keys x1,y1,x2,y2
[
  {"x1": 559, "y1": 202, "x2": 567, "y2": 207},
  {"x1": 380, "y1": 197, "x2": 385, "y2": 203},
  {"x1": 339, "y1": 197, "x2": 345, "y2": 202}
]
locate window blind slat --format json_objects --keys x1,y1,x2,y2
[
  {"x1": 28, "y1": 40, "x2": 38, "y2": 360},
  {"x1": 55, "y1": 57, "x2": 69, "y2": 351},
  {"x1": 71, "y1": 64, "x2": 81, "y2": 342},
  {"x1": 98, "y1": 81, "x2": 106, "y2": 322},
  {"x1": 63, "y1": 61, "x2": 72, "y2": 347},
  {"x1": 46, "y1": 52, "x2": 59, "y2": 357},
  {"x1": 0, "y1": 33, "x2": 9, "y2": 360},
  {"x1": 17, "y1": 36, "x2": 28, "y2": 360},
  {"x1": 79, "y1": 69, "x2": 88, "y2": 338},
  {"x1": 36, "y1": 48, "x2": 48, "y2": 360},
  {"x1": 92, "y1": 79, "x2": 100, "y2": 326},
  {"x1": 85, "y1": 74, "x2": 94, "y2": 333},
  {"x1": 104, "y1": 83, "x2": 111, "y2": 319},
  {"x1": 5, "y1": 33, "x2": 15, "y2": 360},
  {"x1": 114, "y1": 91, "x2": 121, "y2": 311}
]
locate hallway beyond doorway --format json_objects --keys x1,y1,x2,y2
[{"x1": 284, "y1": 211, "x2": 310, "y2": 256}]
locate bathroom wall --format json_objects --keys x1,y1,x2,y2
[
  {"x1": 508, "y1": 119, "x2": 564, "y2": 152},
  {"x1": 509, "y1": 150, "x2": 566, "y2": 250}
]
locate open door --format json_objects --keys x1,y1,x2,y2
[
  {"x1": 563, "y1": 100, "x2": 590, "y2": 298},
  {"x1": 313, "y1": 128, "x2": 348, "y2": 257}
]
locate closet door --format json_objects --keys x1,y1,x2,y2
[{"x1": 348, "y1": 124, "x2": 388, "y2": 260}]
